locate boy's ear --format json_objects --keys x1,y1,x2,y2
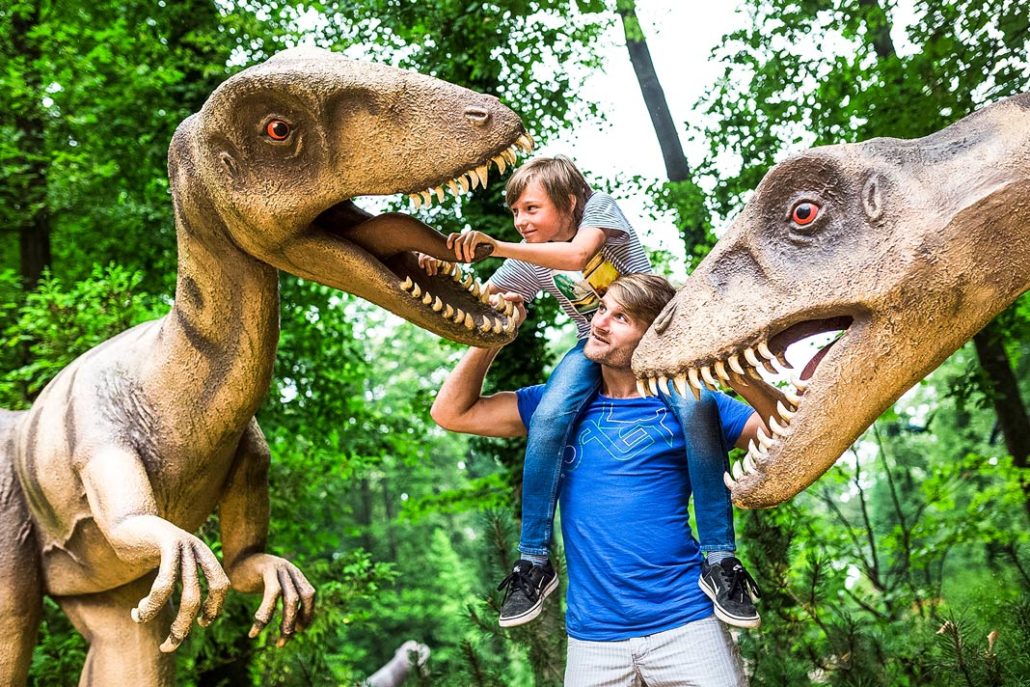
[{"x1": 568, "y1": 194, "x2": 577, "y2": 213}]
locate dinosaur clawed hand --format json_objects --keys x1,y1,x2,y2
[
  {"x1": 130, "y1": 533, "x2": 231, "y2": 653},
  {"x1": 232, "y1": 553, "x2": 316, "y2": 648}
]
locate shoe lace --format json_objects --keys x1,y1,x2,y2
[
  {"x1": 497, "y1": 565, "x2": 539, "y2": 603},
  {"x1": 725, "y1": 564, "x2": 762, "y2": 602}
]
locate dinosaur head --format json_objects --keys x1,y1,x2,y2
[
  {"x1": 176, "y1": 47, "x2": 531, "y2": 345},
  {"x1": 633, "y1": 94, "x2": 1030, "y2": 508}
]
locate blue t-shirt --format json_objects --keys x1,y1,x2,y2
[{"x1": 516, "y1": 387, "x2": 753, "y2": 641}]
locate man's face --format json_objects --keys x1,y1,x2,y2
[{"x1": 583, "y1": 291, "x2": 650, "y2": 369}]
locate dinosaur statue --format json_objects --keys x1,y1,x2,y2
[
  {"x1": 0, "y1": 47, "x2": 530, "y2": 686},
  {"x1": 632, "y1": 92, "x2": 1030, "y2": 509}
]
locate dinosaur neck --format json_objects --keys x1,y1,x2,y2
[{"x1": 162, "y1": 181, "x2": 281, "y2": 422}]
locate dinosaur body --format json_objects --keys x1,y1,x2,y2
[
  {"x1": 632, "y1": 93, "x2": 1030, "y2": 509},
  {"x1": 0, "y1": 47, "x2": 529, "y2": 685}
]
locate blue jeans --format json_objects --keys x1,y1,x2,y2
[{"x1": 519, "y1": 341, "x2": 736, "y2": 557}]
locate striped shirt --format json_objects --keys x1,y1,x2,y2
[{"x1": 489, "y1": 192, "x2": 652, "y2": 339}]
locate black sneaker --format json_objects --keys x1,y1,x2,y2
[
  {"x1": 496, "y1": 560, "x2": 558, "y2": 627},
  {"x1": 698, "y1": 557, "x2": 762, "y2": 629}
]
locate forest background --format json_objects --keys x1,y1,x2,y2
[{"x1": 1, "y1": 0, "x2": 1029, "y2": 685}]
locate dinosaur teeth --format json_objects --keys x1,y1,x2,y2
[
  {"x1": 732, "y1": 459, "x2": 745, "y2": 480},
  {"x1": 400, "y1": 277, "x2": 413, "y2": 291},
  {"x1": 673, "y1": 373, "x2": 687, "y2": 397},
  {"x1": 443, "y1": 304, "x2": 454, "y2": 319},
  {"x1": 769, "y1": 416, "x2": 790, "y2": 436},
  {"x1": 453, "y1": 308, "x2": 465, "y2": 324},
  {"x1": 432, "y1": 296, "x2": 443, "y2": 312},
  {"x1": 410, "y1": 194, "x2": 422, "y2": 209},
  {"x1": 448, "y1": 179, "x2": 460, "y2": 197},
  {"x1": 700, "y1": 365, "x2": 719, "y2": 389},
  {"x1": 724, "y1": 471, "x2": 736, "y2": 490},
  {"x1": 714, "y1": 360, "x2": 731, "y2": 383},
  {"x1": 687, "y1": 367, "x2": 703, "y2": 391},
  {"x1": 493, "y1": 155, "x2": 507, "y2": 174},
  {"x1": 636, "y1": 378, "x2": 648, "y2": 398},
  {"x1": 504, "y1": 315, "x2": 517, "y2": 334},
  {"x1": 756, "y1": 425, "x2": 774, "y2": 450},
  {"x1": 463, "y1": 274, "x2": 474, "y2": 289},
  {"x1": 757, "y1": 341, "x2": 775, "y2": 360},
  {"x1": 784, "y1": 388, "x2": 802, "y2": 406},
  {"x1": 434, "y1": 186, "x2": 445, "y2": 202},
  {"x1": 658, "y1": 375, "x2": 670, "y2": 395},
  {"x1": 743, "y1": 347, "x2": 761, "y2": 368},
  {"x1": 411, "y1": 283, "x2": 422, "y2": 298},
  {"x1": 743, "y1": 450, "x2": 757, "y2": 474},
  {"x1": 492, "y1": 317, "x2": 503, "y2": 334},
  {"x1": 474, "y1": 164, "x2": 489, "y2": 188},
  {"x1": 463, "y1": 312, "x2": 474, "y2": 330},
  {"x1": 420, "y1": 190, "x2": 433, "y2": 207},
  {"x1": 728, "y1": 354, "x2": 745, "y2": 375},
  {"x1": 776, "y1": 400, "x2": 795, "y2": 420},
  {"x1": 516, "y1": 133, "x2": 535, "y2": 152},
  {"x1": 457, "y1": 174, "x2": 470, "y2": 193},
  {"x1": 503, "y1": 147, "x2": 517, "y2": 164},
  {"x1": 422, "y1": 292, "x2": 433, "y2": 305},
  {"x1": 647, "y1": 376, "x2": 659, "y2": 396}
]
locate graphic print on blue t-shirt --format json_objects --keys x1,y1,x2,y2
[{"x1": 562, "y1": 402, "x2": 677, "y2": 473}]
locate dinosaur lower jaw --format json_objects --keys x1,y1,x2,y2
[
  {"x1": 634, "y1": 314, "x2": 858, "y2": 506},
  {"x1": 310, "y1": 200, "x2": 518, "y2": 342}
]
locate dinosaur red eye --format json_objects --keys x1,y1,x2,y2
[
  {"x1": 791, "y1": 202, "x2": 819, "y2": 225},
  {"x1": 265, "y1": 120, "x2": 291, "y2": 141}
]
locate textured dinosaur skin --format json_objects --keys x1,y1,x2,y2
[
  {"x1": 0, "y1": 47, "x2": 528, "y2": 685},
  {"x1": 632, "y1": 93, "x2": 1030, "y2": 509}
]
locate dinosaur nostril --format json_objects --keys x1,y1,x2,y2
[
  {"x1": 464, "y1": 106, "x2": 491, "y2": 127},
  {"x1": 654, "y1": 302, "x2": 676, "y2": 335}
]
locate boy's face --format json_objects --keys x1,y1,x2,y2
[{"x1": 510, "y1": 180, "x2": 575, "y2": 243}]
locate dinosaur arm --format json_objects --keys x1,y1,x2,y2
[
  {"x1": 77, "y1": 445, "x2": 230, "y2": 652},
  {"x1": 218, "y1": 420, "x2": 315, "y2": 646}
]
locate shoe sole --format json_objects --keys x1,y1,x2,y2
[
  {"x1": 498, "y1": 574, "x2": 560, "y2": 628},
  {"x1": 698, "y1": 577, "x2": 762, "y2": 629}
]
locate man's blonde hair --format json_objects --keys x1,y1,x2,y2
[
  {"x1": 607, "y1": 274, "x2": 677, "y2": 326},
  {"x1": 505, "y1": 155, "x2": 592, "y2": 225}
]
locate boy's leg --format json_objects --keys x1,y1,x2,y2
[
  {"x1": 498, "y1": 341, "x2": 599, "y2": 628},
  {"x1": 519, "y1": 340, "x2": 601, "y2": 558},
  {"x1": 667, "y1": 389, "x2": 761, "y2": 629},
  {"x1": 668, "y1": 389, "x2": 736, "y2": 556}
]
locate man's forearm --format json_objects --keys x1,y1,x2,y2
[{"x1": 431, "y1": 346, "x2": 501, "y2": 428}]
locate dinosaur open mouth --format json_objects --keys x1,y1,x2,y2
[
  {"x1": 308, "y1": 132, "x2": 535, "y2": 341},
  {"x1": 635, "y1": 314, "x2": 855, "y2": 489}
]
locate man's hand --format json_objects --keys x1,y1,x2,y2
[{"x1": 448, "y1": 230, "x2": 497, "y2": 263}]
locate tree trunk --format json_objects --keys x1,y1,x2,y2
[
  {"x1": 616, "y1": 0, "x2": 690, "y2": 182},
  {"x1": 11, "y1": 0, "x2": 51, "y2": 289},
  {"x1": 973, "y1": 321, "x2": 1030, "y2": 520}
]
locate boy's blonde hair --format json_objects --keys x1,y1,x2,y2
[
  {"x1": 607, "y1": 274, "x2": 677, "y2": 327},
  {"x1": 505, "y1": 155, "x2": 592, "y2": 226}
]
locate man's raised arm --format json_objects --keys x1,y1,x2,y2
[{"x1": 430, "y1": 295, "x2": 528, "y2": 439}]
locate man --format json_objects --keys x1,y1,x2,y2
[{"x1": 432, "y1": 274, "x2": 781, "y2": 686}]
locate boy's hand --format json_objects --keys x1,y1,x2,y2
[
  {"x1": 416, "y1": 252, "x2": 440, "y2": 276},
  {"x1": 447, "y1": 231, "x2": 497, "y2": 263},
  {"x1": 491, "y1": 292, "x2": 527, "y2": 333}
]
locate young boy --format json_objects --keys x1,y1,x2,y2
[{"x1": 427, "y1": 156, "x2": 761, "y2": 630}]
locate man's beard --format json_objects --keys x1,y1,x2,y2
[{"x1": 584, "y1": 338, "x2": 634, "y2": 369}]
